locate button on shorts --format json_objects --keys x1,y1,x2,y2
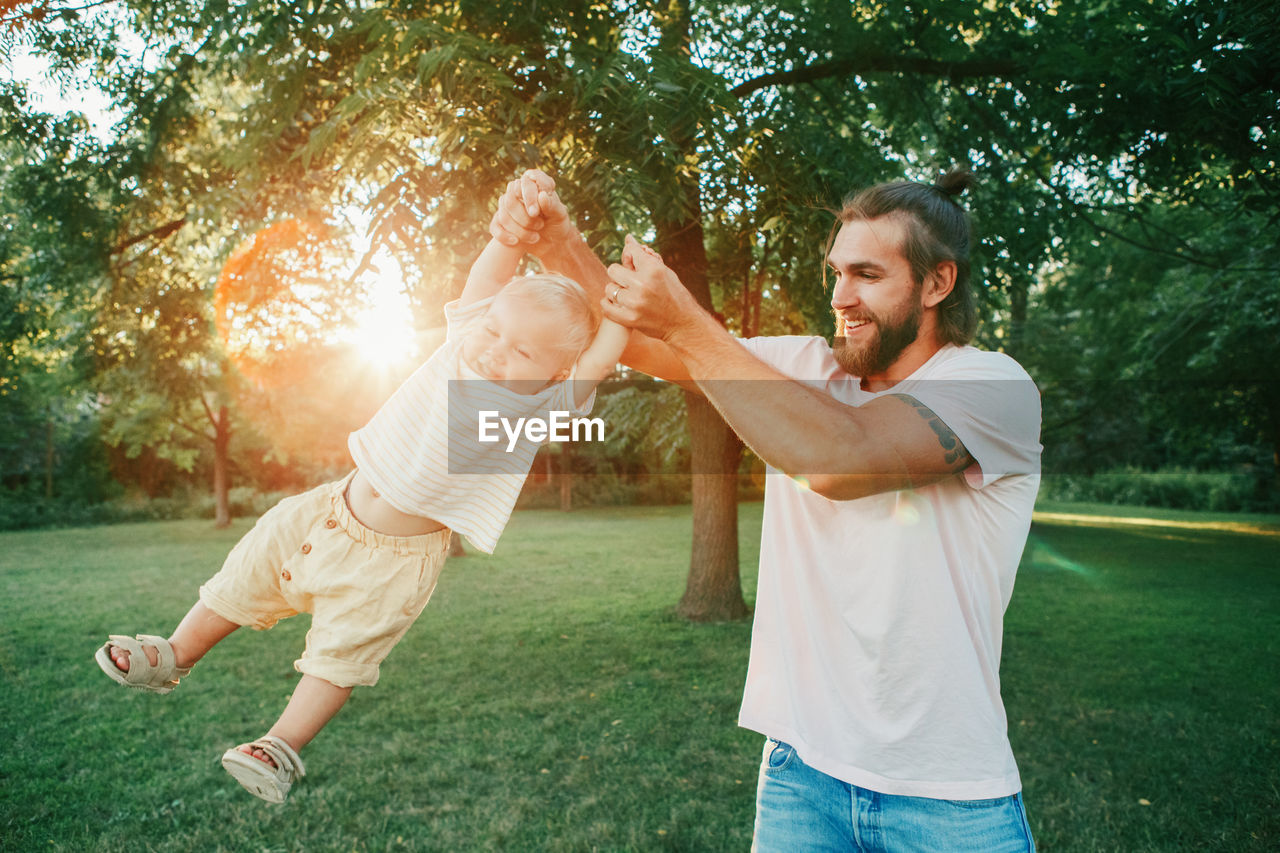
[{"x1": 199, "y1": 471, "x2": 451, "y2": 688}]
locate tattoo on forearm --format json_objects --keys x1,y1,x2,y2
[{"x1": 891, "y1": 395, "x2": 972, "y2": 470}]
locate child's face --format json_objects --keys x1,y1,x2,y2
[{"x1": 461, "y1": 291, "x2": 574, "y2": 394}]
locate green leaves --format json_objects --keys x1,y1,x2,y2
[{"x1": 3, "y1": 0, "x2": 1277, "y2": 501}]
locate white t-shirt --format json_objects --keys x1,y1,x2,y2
[
  {"x1": 348, "y1": 297, "x2": 595, "y2": 554},
  {"x1": 737, "y1": 337, "x2": 1042, "y2": 800}
]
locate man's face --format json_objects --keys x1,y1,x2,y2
[{"x1": 828, "y1": 217, "x2": 923, "y2": 379}]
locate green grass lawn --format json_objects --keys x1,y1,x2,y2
[{"x1": 1, "y1": 501, "x2": 1276, "y2": 851}]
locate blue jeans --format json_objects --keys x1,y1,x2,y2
[{"x1": 753, "y1": 739, "x2": 1036, "y2": 853}]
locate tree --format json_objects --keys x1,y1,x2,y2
[
  {"x1": 1024, "y1": 191, "x2": 1280, "y2": 498},
  {"x1": 5, "y1": 0, "x2": 1276, "y2": 585},
  {"x1": 98, "y1": 209, "x2": 367, "y2": 525},
  {"x1": 0, "y1": 74, "x2": 122, "y2": 514}
]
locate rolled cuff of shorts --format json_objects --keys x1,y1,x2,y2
[
  {"x1": 199, "y1": 583, "x2": 278, "y2": 631},
  {"x1": 295, "y1": 655, "x2": 380, "y2": 688}
]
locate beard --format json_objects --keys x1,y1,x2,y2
[{"x1": 832, "y1": 295, "x2": 923, "y2": 378}]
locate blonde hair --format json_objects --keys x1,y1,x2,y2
[{"x1": 500, "y1": 272, "x2": 600, "y2": 365}]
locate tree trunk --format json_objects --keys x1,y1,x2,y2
[
  {"x1": 1007, "y1": 273, "x2": 1028, "y2": 358},
  {"x1": 679, "y1": 392, "x2": 750, "y2": 621},
  {"x1": 650, "y1": 0, "x2": 749, "y2": 621},
  {"x1": 656, "y1": 213, "x2": 749, "y2": 622},
  {"x1": 213, "y1": 405, "x2": 231, "y2": 528},
  {"x1": 1264, "y1": 383, "x2": 1280, "y2": 497},
  {"x1": 559, "y1": 442, "x2": 573, "y2": 512},
  {"x1": 44, "y1": 418, "x2": 55, "y2": 500},
  {"x1": 739, "y1": 235, "x2": 768, "y2": 339}
]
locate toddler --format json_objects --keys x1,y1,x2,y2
[{"x1": 95, "y1": 188, "x2": 628, "y2": 803}]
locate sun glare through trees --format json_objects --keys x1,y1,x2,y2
[
  {"x1": 341, "y1": 254, "x2": 420, "y2": 371},
  {"x1": 214, "y1": 219, "x2": 421, "y2": 388}
]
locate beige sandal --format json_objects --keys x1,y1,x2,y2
[
  {"x1": 95, "y1": 634, "x2": 191, "y2": 694},
  {"x1": 221, "y1": 735, "x2": 307, "y2": 803}
]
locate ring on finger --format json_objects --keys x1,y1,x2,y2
[{"x1": 609, "y1": 284, "x2": 621, "y2": 303}]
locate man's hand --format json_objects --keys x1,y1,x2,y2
[
  {"x1": 603, "y1": 235, "x2": 706, "y2": 344},
  {"x1": 488, "y1": 169, "x2": 576, "y2": 253}
]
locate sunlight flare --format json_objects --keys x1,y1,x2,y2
[{"x1": 344, "y1": 257, "x2": 419, "y2": 369}]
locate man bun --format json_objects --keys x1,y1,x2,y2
[
  {"x1": 837, "y1": 168, "x2": 978, "y2": 345},
  {"x1": 934, "y1": 168, "x2": 976, "y2": 199}
]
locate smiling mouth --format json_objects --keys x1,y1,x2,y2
[
  {"x1": 842, "y1": 318, "x2": 872, "y2": 333},
  {"x1": 465, "y1": 355, "x2": 497, "y2": 380}
]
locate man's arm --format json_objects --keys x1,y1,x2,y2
[
  {"x1": 488, "y1": 171, "x2": 695, "y2": 388},
  {"x1": 604, "y1": 238, "x2": 974, "y2": 501},
  {"x1": 619, "y1": 332, "x2": 696, "y2": 390}
]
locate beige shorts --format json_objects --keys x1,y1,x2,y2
[{"x1": 200, "y1": 471, "x2": 451, "y2": 688}]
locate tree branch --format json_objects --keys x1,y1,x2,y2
[
  {"x1": 111, "y1": 217, "x2": 187, "y2": 255},
  {"x1": 197, "y1": 393, "x2": 217, "y2": 431},
  {"x1": 730, "y1": 54, "x2": 1023, "y2": 99},
  {"x1": 173, "y1": 417, "x2": 216, "y2": 443},
  {"x1": 0, "y1": 0, "x2": 124, "y2": 27},
  {"x1": 963, "y1": 96, "x2": 1280, "y2": 275}
]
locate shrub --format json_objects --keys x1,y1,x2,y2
[
  {"x1": 0, "y1": 487, "x2": 295, "y2": 531},
  {"x1": 1039, "y1": 467, "x2": 1278, "y2": 513}
]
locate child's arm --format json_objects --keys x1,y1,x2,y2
[
  {"x1": 570, "y1": 317, "x2": 631, "y2": 408},
  {"x1": 459, "y1": 237, "x2": 524, "y2": 308}
]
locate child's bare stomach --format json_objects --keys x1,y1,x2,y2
[{"x1": 346, "y1": 470, "x2": 447, "y2": 537}]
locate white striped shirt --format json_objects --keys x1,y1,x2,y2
[{"x1": 348, "y1": 297, "x2": 594, "y2": 553}]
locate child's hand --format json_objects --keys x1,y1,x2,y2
[
  {"x1": 489, "y1": 169, "x2": 572, "y2": 249},
  {"x1": 619, "y1": 234, "x2": 662, "y2": 272}
]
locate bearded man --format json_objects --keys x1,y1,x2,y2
[{"x1": 493, "y1": 169, "x2": 1042, "y2": 852}]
